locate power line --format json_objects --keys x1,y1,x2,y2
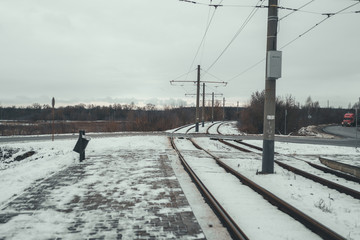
[
  {"x1": 227, "y1": 1, "x2": 360, "y2": 82},
  {"x1": 185, "y1": 0, "x2": 223, "y2": 80},
  {"x1": 204, "y1": 0, "x2": 265, "y2": 74},
  {"x1": 280, "y1": 1, "x2": 360, "y2": 50},
  {"x1": 228, "y1": 58, "x2": 265, "y2": 82},
  {"x1": 173, "y1": 68, "x2": 197, "y2": 81},
  {"x1": 279, "y1": 0, "x2": 316, "y2": 21},
  {"x1": 201, "y1": 68, "x2": 224, "y2": 82},
  {"x1": 179, "y1": 0, "x2": 254, "y2": 8},
  {"x1": 199, "y1": 2, "x2": 214, "y2": 65}
]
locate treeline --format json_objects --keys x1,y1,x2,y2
[
  {"x1": 239, "y1": 91, "x2": 350, "y2": 134},
  {"x1": 1, "y1": 93, "x2": 350, "y2": 136},
  {"x1": 0, "y1": 102, "x2": 240, "y2": 135}
]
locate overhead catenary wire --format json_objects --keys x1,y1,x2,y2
[
  {"x1": 204, "y1": 0, "x2": 265, "y2": 74},
  {"x1": 226, "y1": 1, "x2": 315, "y2": 82},
  {"x1": 172, "y1": 68, "x2": 198, "y2": 82},
  {"x1": 185, "y1": 0, "x2": 224, "y2": 80},
  {"x1": 201, "y1": 68, "x2": 224, "y2": 82},
  {"x1": 228, "y1": 0, "x2": 360, "y2": 82},
  {"x1": 279, "y1": 0, "x2": 316, "y2": 21},
  {"x1": 199, "y1": 1, "x2": 214, "y2": 65},
  {"x1": 179, "y1": 0, "x2": 254, "y2": 8},
  {"x1": 280, "y1": 1, "x2": 360, "y2": 50}
]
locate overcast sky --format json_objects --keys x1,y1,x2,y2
[{"x1": 0, "y1": 0, "x2": 359, "y2": 108}]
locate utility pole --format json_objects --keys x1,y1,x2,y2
[
  {"x1": 223, "y1": 97, "x2": 225, "y2": 121},
  {"x1": 356, "y1": 108, "x2": 358, "y2": 146},
  {"x1": 196, "y1": 65, "x2": 200, "y2": 132},
  {"x1": 284, "y1": 109, "x2": 287, "y2": 135},
  {"x1": 356, "y1": 97, "x2": 359, "y2": 148},
  {"x1": 212, "y1": 92, "x2": 215, "y2": 123},
  {"x1": 186, "y1": 92, "x2": 222, "y2": 123},
  {"x1": 262, "y1": 0, "x2": 281, "y2": 174},
  {"x1": 202, "y1": 83, "x2": 205, "y2": 127},
  {"x1": 170, "y1": 66, "x2": 226, "y2": 132},
  {"x1": 52, "y1": 97, "x2": 55, "y2": 141}
]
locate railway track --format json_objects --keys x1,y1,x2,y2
[
  {"x1": 171, "y1": 123, "x2": 194, "y2": 134},
  {"x1": 205, "y1": 121, "x2": 226, "y2": 135},
  {"x1": 170, "y1": 136, "x2": 347, "y2": 240},
  {"x1": 233, "y1": 140, "x2": 360, "y2": 183},
  {"x1": 170, "y1": 137, "x2": 249, "y2": 240},
  {"x1": 225, "y1": 139, "x2": 360, "y2": 198},
  {"x1": 172, "y1": 121, "x2": 223, "y2": 135},
  {"x1": 205, "y1": 122, "x2": 219, "y2": 134}
]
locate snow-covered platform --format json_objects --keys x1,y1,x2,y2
[{"x1": 0, "y1": 136, "x2": 205, "y2": 239}]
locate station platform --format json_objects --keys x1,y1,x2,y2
[{"x1": 0, "y1": 149, "x2": 206, "y2": 240}]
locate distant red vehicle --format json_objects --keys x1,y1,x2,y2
[{"x1": 342, "y1": 113, "x2": 356, "y2": 127}]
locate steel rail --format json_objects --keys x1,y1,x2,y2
[
  {"x1": 205, "y1": 122, "x2": 219, "y2": 134},
  {"x1": 216, "y1": 122, "x2": 225, "y2": 134},
  {"x1": 185, "y1": 125, "x2": 196, "y2": 134},
  {"x1": 172, "y1": 123, "x2": 194, "y2": 134},
  {"x1": 234, "y1": 140, "x2": 264, "y2": 151},
  {"x1": 305, "y1": 161, "x2": 360, "y2": 184},
  {"x1": 234, "y1": 140, "x2": 360, "y2": 190},
  {"x1": 189, "y1": 138, "x2": 346, "y2": 240},
  {"x1": 274, "y1": 160, "x2": 360, "y2": 200},
  {"x1": 219, "y1": 139, "x2": 252, "y2": 153},
  {"x1": 170, "y1": 137, "x2": 249, "y2": 240}
]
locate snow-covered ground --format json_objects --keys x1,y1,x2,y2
[
  {"x1": 0, "y1": 140, "x2": 77, "y2": 206},
  {"x1": 1, "y1": 122, "x2": 359, "y2": 239},
  {"x1": 193, "y1": 137, "x2": 360, "y2": 240},
  {"x1": 1, "y1": 136, "x2": 205, "y2": 239}
]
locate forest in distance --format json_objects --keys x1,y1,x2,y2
[
  {"x1": 0, "y1": 93, "x2": 355, "y2": 136},
  {"x1": 0, "y1": 102, "x2": 231, "y2": 135}
]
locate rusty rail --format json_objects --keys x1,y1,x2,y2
[
  {"x1": 190, "y1": 138, "x2": 346, "y2": 240},
  {"x1": 233, "y1": 140, "x2": 360, "y2": 196},
  {"x1": 205, "y1": 122, "x2": 219, "y2": 134},
  {"x1": 216, "y1": 122, "x2": 225, "y2": 134},
  {"x1": 306, "y1": 161, "x2": 360, "y2": 184},
  {"x1": 275, "y1": 160, "x2": 360, "y2": 200},
  {"x1": 170, "y1": 137, "x2": 249, "y2": 240}
]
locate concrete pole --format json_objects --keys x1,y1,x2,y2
[
  {"x1": 262, "y1": 0, "x2": 279, "y2": 173},
  {"x1": 212, "y1": 92, "x2": 214, "y2": 123},
  {"x1": 202, "y1": 83, "x2": 205, "y2": 127},
  {"x1": 195, "y1": 65, "x2": 200, "y2": 132},
  {"x1": 223, "y1": 97, "x2": 225, "y2": 121},
  {"x1": 356, "y1": 108, "x2": 358, "y2": 148},
  {"x1": 284, "y1": 109, "x2": 287, "y2": 135},
  {"x1": 52, "y1": 97, "x2": 55, "y2": 141},
  {"x1": 358, "y1": 97, "x2": 360, "y2": 148}
]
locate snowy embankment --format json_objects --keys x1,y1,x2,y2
[
  {"x1": 297, "y1": 125, "x2": 335, "y2": 138},
  {"x1": 0, "y1": 140, "x2": 77, "y2": 207}
]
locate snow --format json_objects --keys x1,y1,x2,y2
[
  {"x1": 297, "y1": 125, "x2": 335, "y2": 138},
  {"x1": 217, "y1": 121, "x2": 243, "y2": 135},
  {"x1": 0, "y1": 140, "x2": 77, "y2": 206},
  {"x1": 1, "y1": 136, "x2": 205, "y2": 239},
  {"x1": 1, "y1": 122, "x2": 359, "y2": 240},
  {"x1": 193, "y1": 137, "x2": 360, "y2": 240},
  {"x1": 168, "y1": 150, "x2": 232, "y2": 240},
  {"x1": 174, "y1": 138, "x2": 321, "y2": 240}
]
